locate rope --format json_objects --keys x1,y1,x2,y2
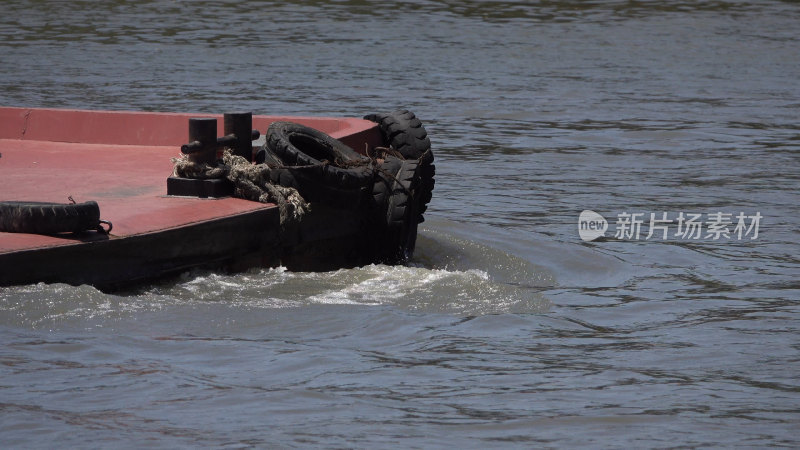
[
  {"x1": 171, "y1": 156, "x2": 227, "y2": 179},
  {"x1": 367, "y1": 145, "x2": 405, "y2": 161},
  {"x1": 170, "y1": 144, "x2": 420, "y2": 222},
  {"x1": 171, "y1": 150, "x2": 310, "y2": 226}
]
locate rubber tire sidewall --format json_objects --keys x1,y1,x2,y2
[
  {"x1": 364, "y1": 110, "x2": 435, "y2": 223},
  {"x1": 0, "y1": 201, "x2": 100, "y2": 234},
  {"x1": 266, "y1": 121, "x2": 373, "y2": 189},
  {"x1": 370, "y1": 158, "x2": 420, "y2": 264},
  {"x1": 266, "y1": 122, "x2": 374, "y2": 208}
]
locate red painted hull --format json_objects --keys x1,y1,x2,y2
[{"x1": 0, "y1": 107, "x2": 384, "y2": 289}]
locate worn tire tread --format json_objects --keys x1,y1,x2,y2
[{"x1": 0, "y1": 201, "x2": 100, "y2": 235}]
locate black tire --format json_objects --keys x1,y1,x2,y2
[
  {"x1": 0, "y1": 201, "x2": 101, "y2": 235},
  {"x1": 266, "y1": 122, "x2": 374, "y2": 208},
  {"x1": 370, "y1": 155, "x2": 404, "y2": 210},
  {"x1": 363, "y1": 109, "x2": 433, "y2": 164},
  {"x1": 364, "y1": 109, "x2": 435, "y2": 223},
  {"x1": 370, "y1": 158, "x2": 420, "y2": 264},
  {"x1": 266, "y1": 121, "x2": 373, "y2": 188},
  {"x1": 256, "y1": 143, "x2": 286, "y2": 168},
  {"x1": 256, "y1": 145, "x2": 299, "y2": 189},
  {"x1": 416, "y1": 163, "x2": 435, "y2": 222}
]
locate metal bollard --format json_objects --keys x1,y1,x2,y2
[
  {"x1": 183, "y1": 118, "x2": 218, "y2": 165},
  {"x1": 224, "y1": 112, "x2": 255, "y2": 161}
]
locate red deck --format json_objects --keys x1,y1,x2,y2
[{"x1": 0, "y1": 107, "x2": 383, "y2": 288}]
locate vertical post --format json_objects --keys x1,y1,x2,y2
[
  {"x1": 187, "y1": 118, "x2": 218, "y2": 165},
  {"x1": 224, "y1": 112, "x2": 254, "y2": 161}
]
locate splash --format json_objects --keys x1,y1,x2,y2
[{"x1": 0, "y1": 225, "x2": 555, "y2": 328}]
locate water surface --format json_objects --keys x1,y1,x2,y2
[{"x1": 1, "y1": 0, "x2": 799, "y2": 447}]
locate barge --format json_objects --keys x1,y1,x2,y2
[{"x1": 0, "y1": 107, "x2": 434, "y2": 290}]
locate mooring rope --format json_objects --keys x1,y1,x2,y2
[
  {"x1": 172, "y1": 149, "x2": 310, "y2": 225},
  {"x1": 170, "y1": 145, "x2": 419, "y2": 223}
]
